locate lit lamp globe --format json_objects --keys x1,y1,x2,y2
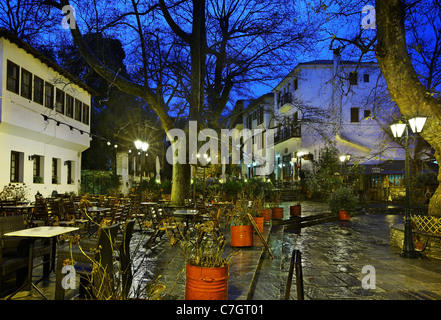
[
  {"x1": 390, "y1": 123, "x2": 407, "y2": 138},
  {"x1": 134, "y1": 140, "x2": 143, "y2": 150},
  {"x1": 408, "y1": 117, "x2": 427, "y2": 134}
]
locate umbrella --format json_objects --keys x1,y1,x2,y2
[
  {"x1": 155, "y1": 156, "x2": 160, "y2": 182},
  {"x1": 221, "y1": 158, "x2": 226, "y2": 183}
]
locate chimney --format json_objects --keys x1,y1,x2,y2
[{"x1": 333, "y1": 48, "x2": 341, "y2": 74}]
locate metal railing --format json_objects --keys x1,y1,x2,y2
[
  {"x1": 284, "y1": 249, "x2": 304, "y2": 300},
  {"x1": 274, "y1": 125, "x2": 301, "y2": 143}
]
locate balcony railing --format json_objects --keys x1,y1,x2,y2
[
  {"x1": 278, "y1": 92, "x2": 293, "y2": 108},
  {"x1": 275, "y1": 124, "x2": 301, "y2": 143}
]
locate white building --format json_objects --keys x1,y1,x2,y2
[
  {"x1": 0, "y1": 28, "x2": 94, "y2": 200},
  {"x1": 272, "y1": 50, "x2": 401, "y2": 185},
  {"x1": 231, "y1": 93, "x2": 274, "y2": 180}
]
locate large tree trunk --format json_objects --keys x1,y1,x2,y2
[
  {"x1": 375, "y1": 0, "x2": 441, "y2": 216},
  {"x1": 170, "y1": 0, "x2": 206, "y2": 206},
  {"x1": 171, "y1": 162, "x2": 190, "y2": 205}
]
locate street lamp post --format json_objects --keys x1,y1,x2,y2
[
  {"x1": 390, "y1": 116, "x2": 426, "y2": 259},
  {"x1": 339, "y1": 154, "x2": 351, "y2": 186},
  {"x1": 135, "y1": 140, "x2": 149, "y2": 201}
]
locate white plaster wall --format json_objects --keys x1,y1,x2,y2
[{"x1": 0, "y1": 38, "x2": 91, "y2": 200}]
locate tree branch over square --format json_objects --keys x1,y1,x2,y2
[{"x1": 45, "y1": 0, "x2": 319, "y2": 204}]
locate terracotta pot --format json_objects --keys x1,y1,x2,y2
[
  {"x1": 258, "y1": 209, "x2": 272, "y2": 222},
  {"x1": 253, "y1": 216, "x2": 264, "y2": 233},
  {"x1": 230, "y1": 225, "x2": 253, "y2": 247},
  {"x1": 185, "y1": 263, "x2": 229, "y2": 300},
  {"x1": 272, "y1": 207, "x2": 284, "y2": 220},
  {"x1": 290, "y1": 205, "x2": 301, "y2": 217},
  {"x1": 338, "y1": 210, "x2": 350, "y2": 221}
]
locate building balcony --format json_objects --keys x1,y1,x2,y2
[
  {"x1": 279, "y1": 92, "x2": 292, "y2": 106},
  {"x1": 274, "y1": 125, "x2": 301, "y2": 144}
]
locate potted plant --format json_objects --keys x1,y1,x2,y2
[
  {"x1": 328, "y1": 187, "x2": 358, "y2": 221},
  {"x1": 290, "y1": 189, "x2": 303, "y2": 217},
  {"x1": 228, "y1": 200, "x2": 254, "y2": 247},
  {"x1": 254, "y1": 194, "x2": 271, "y2": 222},
  {"x1": 270, "y1": 190, "x2": 283, "y2": 220},
  {"x1": 249, "y1": 205, "x2": 264, "y2": 234},
  {"x1": 180, "y1": 226, "x2": 234, "y2": 300},
  {"x1": 221, "y1": 180, "x2": 243, "y2": 202}
]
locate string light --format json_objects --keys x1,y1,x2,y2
[{"x1": 40, "y1": 114, "x2": 133, "y2": 151}]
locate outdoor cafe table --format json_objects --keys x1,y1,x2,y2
[
  {"x1": 4, "y1": 226, "x2": 79, "y2": 300},
  {"x1": 87, "y1": 206, "x2": 112, "y2": 222},
  {"x1": 173, "y1": 209, "x2": 199, "y2": 232}
]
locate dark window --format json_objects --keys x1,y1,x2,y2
[
  {"x1": 45, "y1": 82, "x2": 54, "y2": 109},
  {"x1": 364, "y1": 74, "x2": 370, "y2": 83},
  {"x1": 74, "y1": 99, "x2": 82, "y2": 121},
  {"x1": 33, "y1": 76, "x2": 44, "y2": 105},
  {"x1": 349, "y1": 72, "x2": 358, "y2": 85},
  {"x1": 257, "y1": 108, "x2": 264, "y2": 125},
  {"x1": 10, "y1": 151, "x2": 21, "y2": 182},
  {"x1": 364, "y1": 109, "x2": 371, "y2": 119},
  {"x1": 350, "y1": 107, "x2": 359, "y2": 123},
  {"x1": 82, "y1": 104, "x2": 89, "y2": 125},
  {"x1": 293, "y1": 111, "x2": 298, "y2": 122},
  {"x1": 33, "y1": 155, "x2": 43, "y2": 183},
  {"x1": 7, "y1": 60, "x2": 20, "y2": 93},
  {"x1": 247, "y1": 115, "x2": 252, "y2": 129},
  {"x1": 294, "y1": 78, "x2": 298, "y2": 90},
  {"x1": 66, "y1": 94, "x2": 74, "y2": 118},
  {"x1": 52, "y1": 158, "x2": 59, "y2": 184},
  {"x1": 55, "y1": 88, "x2": 65, "y2": 114},
  {"x1": 66, "y1": 161, "x2": 73, "y2": 184},
  {"x1": 21, "y1": 69, "x2": 32, "y2": 99}
]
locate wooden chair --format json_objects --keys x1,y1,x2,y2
[
  {"x1": 28, "y1": 197, "x2": 50, "y2": 227},
  {"x1": 143, "y1": 204, "x2": 183, "y2": 248},
  {"x1": 47, "y1": 199, "x2": 75, "y2": 227},
  {"x1": 195, "y1": 208, "x2": 226, "y2": 247}
]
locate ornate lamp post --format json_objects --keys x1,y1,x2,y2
[
  {"x1": 390, "y1": 116, "x2": 426, "y2": 259},
  {"x1": 135, "y1": 140, "x2": 149, "y2": 201}
]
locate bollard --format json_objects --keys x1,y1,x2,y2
[{"x1": 284, "y1": 249, "x2": 304, "y2": 300}]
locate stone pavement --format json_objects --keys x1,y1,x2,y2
[
  {"x1": 134, "y1": 200, "x2": 441, "y2": 300},
  {"x1": 4, "y1": 200, "x2": 441, "y2": 301},
  {"x1": 255, "y1": 201, "x2": 441, "y2": 300}
]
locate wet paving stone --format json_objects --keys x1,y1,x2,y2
[{"x1": 4, "y1": 201, "x2": 441, "y2": 302}]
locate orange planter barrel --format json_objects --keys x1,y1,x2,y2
[
  {"x1": 338, "y1": 210, "x2": 350, "y2": 221},
  {"x1": 290, "y1": 205, "x2": 301, "y2": 217},
  {"x1": 185, "y1": 263, "x2": 229, "y2": 300},
  {"x1": 253, "y1": 216, "x2": 264, "y2": 233},
  {"x1": 272, "y1": 207, "x2": 283, "y2": 220},
  {"x1": 230, "y1": 225, "x2": 253, "y2": 247},
  {"x1": 258, "y1": 209, "x2": 272, "y2": 222}
]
